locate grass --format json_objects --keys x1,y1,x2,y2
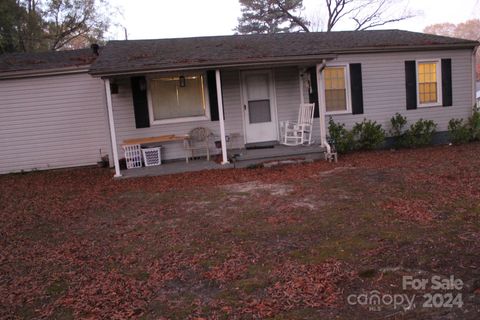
[{"x1": 1, "y1": 143, "x2": 480, "y2": 319}]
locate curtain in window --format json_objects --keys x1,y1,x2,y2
[
  {"x1": 418, "y1": 62, "x2": 438, "y2": 104},
  {"x1": 150, "y1": 75, "x2": 206, "y2": 120},
  {"x1": 324, "y1": 67, "x2": 347, "y2": 112}
]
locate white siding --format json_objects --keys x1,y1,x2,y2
[
  {"x1": 112, "y1": 49, "x2": 474, "y2": 161},
  {"x1": 274, "y1": 66, "x2": 303, "y2": 130},
  {"x1": 0, "y1": 73, "x2": 111, "y2": 174},
  {"x1": 326, "y1": 49, "x2": 474, "y2": 134}
]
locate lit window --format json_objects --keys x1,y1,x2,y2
[
  {"x1": 324, "y1": 66, "x2": 348, "y2": 113},
  {"x1": 418, "y1": 61, "x2": 440, "y2": 105},
  {"x1": 149, "y1": 74, "x2": 207, "y2": 123}
]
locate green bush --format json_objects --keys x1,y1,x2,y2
[
  {"x1": 448, "y1": 118, "x2": 470, "y2": 144},
  {"x1": 327, "y1": 117, "x2": 354, "y2": 154},
  {"x1": 389, "y1": 113, "x2": 408, "y2": 148},
  {"x1": 468, "y1": 109, "x2": 480, "y2": 141},
  {"x1": 403, "y1": 119, "x2": 437, "y2": 147},
  {"x1": 352, "y1": 119, "x2": 386, "y2": 150}
]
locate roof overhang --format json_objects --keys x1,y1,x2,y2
[
  {"x1": 89, "y1": 43, "x2": 478, "y2": 78},
  {"x1": 0, "y1": 65, "x2": 90, "y2": 80},
  {"x1": 90, "y1": 54, "x2": 339, "y2": 78}
]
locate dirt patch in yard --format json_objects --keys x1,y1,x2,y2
[{"x1": 223, "y1": 181, "x2": 294, "y2": 196}]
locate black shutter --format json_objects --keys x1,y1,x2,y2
[
  {"x1": 405, "y1": 61, "x2": 417, "y2": 110},
  {"x1": 349, "y1": 63, "x2": 364, "y2": 115},
  {"x1": 207, "y1": 70, "x2": 222, "y2": 121},
  {"x1": 130, "y1": 76, "x2": 150, "y2": 128},
  {"x1": 442, "y1": 59, "x2": 452, "y2": 107},
  {"x1": 308, "y1": 67, "x2": 320, "y2": 118}
]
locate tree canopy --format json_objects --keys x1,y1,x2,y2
[
  {"x1": 424, "y1": 19, "x2": 480, "y2": 79},
  {"x1": 424, "y1": 19, "x2": 480, "y2": 41},
  {"x1": 235, "y1": 0, "x2": 415, "y2": 34},
  {"x1": 235, "y1": 0, "x2": 309, "y2": 34},
  {"x1": 0, "y1": 0, "x2": 113, "y2": 54}
]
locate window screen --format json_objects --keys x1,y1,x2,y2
[{"x1": 248, "y1": 99, "x2": 271, "y2": 123}]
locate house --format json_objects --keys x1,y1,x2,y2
[{"x1": 0, "y1": 30, "x2": 478, "y2": 177}]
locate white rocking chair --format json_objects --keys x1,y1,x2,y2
[{"x1": 279, "y1": 103, "x2": 315, "y2": 146}]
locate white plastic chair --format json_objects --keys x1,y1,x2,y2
[
  {"x1": 184, "y1": 127, "x2": 212, "y2": 163},
  {"x1": 279, "y1": 103, "x2": 315, "y2": 146}
]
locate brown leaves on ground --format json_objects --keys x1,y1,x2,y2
[
  {"x1": 381, "y1": 198, "x2": 434, "y2": 223},
  {"x1": 204, "y1": 249, "x2": 256, "y2": 284},
  {"x1": 1, "y1": 143, "x2": 480, "y2": 318},
  {"x1": 243, "y1": 260, "x2": 350, "y2": 318}
]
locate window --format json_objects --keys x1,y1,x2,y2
[
  {"x1": 324, "y1": 66, "x2": 350, "y2": 113},
  {"x1": 148, "y1": 73, "x2": 209, "y2": 124},
  {"x1": 417, "y1": 60, "x2": 442, "y2": 106}
]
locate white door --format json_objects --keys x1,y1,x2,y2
[{"x1": 241, "y1": 71, "x2": 278, "y2": 144}]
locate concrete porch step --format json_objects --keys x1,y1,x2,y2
[
  {"x1": 229, "y1": 143, "x2": 326, "y2": 162},
  {"x1": 228, "y1": 143, "x2": 326, "y2": 168}
]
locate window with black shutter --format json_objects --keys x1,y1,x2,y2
[
  {"x1": 350, "y1": 63, "x2": 364, "y2": 115},
  {"x1": 405, "y1": 59, "x2": 452, "y2": 110}
]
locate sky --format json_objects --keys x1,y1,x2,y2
[{"x1": 108, "y1": 0, "x2": 479, "y2": 40}]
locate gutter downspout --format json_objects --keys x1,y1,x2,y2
[
  {"x1": 316, "y1": 59, "x2": 332, "y2": 155},
  {"x1": 472, "y1": 46, "x2": 479, "y2": 110}
]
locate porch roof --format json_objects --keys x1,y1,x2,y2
[{"x1": 89, "y1": 30, "x2": 478, "y2": 77}]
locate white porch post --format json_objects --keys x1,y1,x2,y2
[
  {"x1": 215, "y1": 69, "x2": 229, "y2": 164},
  {"x1": 104, "y1": 78, "x2": 122, "y2": 177},
  {"x1": 472, "y1": 47, "x2": 478, "y2": 109},
  {"x1": 316, "y1": 61, "x2": 332, "y2": 154}
]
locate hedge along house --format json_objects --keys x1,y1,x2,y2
[{"x1": 0, "y1": 30, "x2": 478, "y2": 176}]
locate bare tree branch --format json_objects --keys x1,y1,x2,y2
[
  {"x1": 273, "y1": 0, "x2": 310, "y2": 32},
  {"x1": 324, "y1": 0, "x2": 415, "y2": 32}
]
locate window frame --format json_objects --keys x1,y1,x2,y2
[
  {"x1": 323, "y1": 63, "x2": 352, "y2": 115},
  {"x1": 416, "y1": 59, "x2": 443, "y2": 108},
  {"x1": 146, "y1": 71, "x2": 211, "y2": 126}
]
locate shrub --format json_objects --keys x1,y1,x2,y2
[
  {"x1": 389, "y1": 113, "x2": 408, "y2": 137},
  {"x1": 403, "y1": 119, "x2": 437, "y2": 147},
  {"x1": 352, "y1": 119, "x2": 385, "y2": 150},
  {"x1": 389, "y1": 113, "x2": 408, "y2": 148},
  {"x1": 448, "y1": 119, "x2": 470, "y2": 144},
  {"x1": 468, "y1": 109, "x2": 480, "y2": 141},
  {"x1": 327, "y1": 117, "x2": 354, "y2": 154}
]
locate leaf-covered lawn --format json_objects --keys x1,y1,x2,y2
[{"x1": 1, "y1": 144, "x2": 480, "y2": 319}]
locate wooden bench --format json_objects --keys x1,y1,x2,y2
[
  {"x1": 122, "y1": 135, "x2": 190, "y2": 164},
  {"x1": 122, "y1": 135, "x2": 188, "y2": 146}
]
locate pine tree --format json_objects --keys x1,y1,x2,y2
[{"x1": 235, "y1": 0, "x2": 309, "y2": 34}]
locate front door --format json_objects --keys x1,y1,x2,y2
[{"x1": 241, "y1": 70, "x2": 277, "y2": 144}]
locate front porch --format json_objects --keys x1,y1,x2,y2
[
  {"x1": 119, "y1": 143, "x2": 326, "y2": 178},
  {"x1": 103, "y1": 63, "x2": 334, "y2": 178}
]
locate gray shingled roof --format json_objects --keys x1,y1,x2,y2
[
  {"x1": 0, "y1": 48, "x2": 97, "y2": 74},
  {"x1": 89, "y1": 30, "x2": 478, "y2": 76}
]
